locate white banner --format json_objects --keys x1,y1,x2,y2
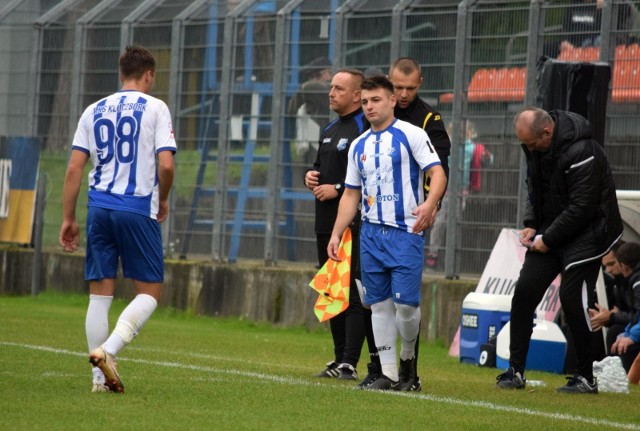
[{"x1": 476, "y1": 228, "x2": 562, "y2": 320}]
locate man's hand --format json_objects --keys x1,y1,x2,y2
[
  {"x1": 519, "y1": 228, "x2": 549, "y2": 253},
  {"x1": 518, "y1": 228, "x2": 536, "y2": 247},
  {"x1": 611, "y1": 335, "x2": 634, "y2": 355},
  {"x1": 312, "y1": 184, "x2": 339, "y2": 202},
  {"x1": 157, "y1": 200, "x2": 169, "y2": 223},
  {"x1": 304, "y1": 170, "x2": 320, "y2": 190},
  {"x1": 589, "y1": 303, "x2": 611, "y2": 331},
  {"x1": 59, "y1": 219, "x2": 80, "y2": 252},
  {"x1": 411, "y1": 201, "x2": 437, "y2": 234},
  {"x1": 60, "y1": 149, "x2": 88, "y2": 254},
  {"x1": 529, "y1": 235, "x2": 549, "y2": 253},
  {"x1": 414, "y1": 165, "x2": 446, "y2": 234},
  {"x1": 327, "y1": 234, "x2": 342, "y2": 261}
]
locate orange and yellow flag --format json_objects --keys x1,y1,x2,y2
[{"x1": 309, "y1": 228, "x2": 352, "y2": 322}]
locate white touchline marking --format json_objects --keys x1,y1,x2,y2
[
  {"x1": 125, "y1": 345, "x2": 312, "y2": 372},
  {"x1": 2, "y1": 341, "x2": 638, "y2": 430}
]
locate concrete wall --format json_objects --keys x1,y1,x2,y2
[{"x1": 0, "y1": 246, "x2": 477, "y2": 346}]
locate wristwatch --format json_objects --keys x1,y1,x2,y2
[{"x1": 334, "y1": 183, "x2": 342, "y2": 191}]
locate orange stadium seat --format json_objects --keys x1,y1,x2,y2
[
  {"x1": 492, "y1": 68, "x2": 509, "y2": 101},
  {"x1": 558, "y1": 45, "x2": 577, "y2": 61},
  {"x1": 438, "y1": 92, "x2": 454, "y2": 104},
  {"x1": 440, "y1": 67, "x2": 527, "y2": 104},
  {"x1": 612, "y1": 44, "x2": 640, "y2": 103},
  {"x1": 558, "y1": 45, "x2": 600, "y2": 62},
  {"x1": 581, "y1": 46, "x2": 599, "y2": 61},
  {"x1": 501, "y1": 67, "x2": 526, "y2": 101},
  {"x1": 436, "y1": 46, "x2": 640, "y2": 105},
  {"x1": 513, "y1": 67, "x2": 527, "y2": 101},
  {"x1": 468, "y1": 68, "x2": 492, "y2": 102},
  {"x1": 469, "y1": 67, "x2": 527, "y2": 102}
]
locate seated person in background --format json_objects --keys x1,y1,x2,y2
[
  {"x1": 609, "y1": 241, "x2": 640, "y2": 372},
  {"x1": 550, "y1": 0, "x2": 601, "y2": 59},
  {"x1": 551, "y1": 0, "x2": 638, "y2": 58},
  {"x1": 590, "y1": 240, "x2": 635, "y2": 353},
  {"x1": 288, "y1": 57, "x2": 332, "y2": 162}
]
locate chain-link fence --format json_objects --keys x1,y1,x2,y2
[{"x1": 1, "y1": 0, "x2": 639, "y2": 276}]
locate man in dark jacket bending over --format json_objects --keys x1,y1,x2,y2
[{"x1": 496, "y1": 107, "x2": 623, "y2": 394}]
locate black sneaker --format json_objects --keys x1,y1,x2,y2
[
  {"x1": 496, "y1": 367, "x2": 526, "y2": 389},
  {"x1": 399, "y1": 376, "x2": 421, "y2": 391},
  {"x1": 363, "y1": 375, "x2": 398, "y2": 391},
  {"x1": 556, "y1": 375, "x2": 598, "y2": 394},
  {"x1": 357, "y1": 363, "x2": 382, "y2": 389},
  {"x1": 397, "y1": 357, "x2": 421, "y2": 392},
  {"x1": 337, "y1": 363, "x2": 358, "y2": 380},
  {"x1": 314, "y1": 361, "x2": 339, "y2": 378}
]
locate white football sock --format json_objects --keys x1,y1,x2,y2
[
  {"x1": 92, "y1": 366, "x2": 105, "y2": 384},
  {"x1": 86, "y1": 294, "x2": 113, "y2": 352},
  {"x1": 396, "y1": 303, "x2": 421, "y2": 361},
  {"x1": 371, "y1": 298, "x2": 398, "y2": 382},
  {"x1": 103, "y1": 294, "x2": 157, "y2": 357}
]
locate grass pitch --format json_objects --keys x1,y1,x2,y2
[{"x1": 1, "y1": 292, "x2": 638, "y2": 431}]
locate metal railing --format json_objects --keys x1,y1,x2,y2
[{"x1": 1, "y1": 0, "x2": 639, "y2": 277}]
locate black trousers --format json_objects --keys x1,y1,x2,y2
[
  {"x1": 316, "y1": 229, "x2": 377, "y2": 367},
  {"x1": 619, "y1": 343, "x2": 640, "y2": 372},
  {"x1": 509, "y1": 249, "x2": 601, "y2": 379}
]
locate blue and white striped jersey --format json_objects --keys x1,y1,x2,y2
[
  {"x1": 71, "y1": 90, "x2": 177, "y2": 220},
  {"x1": 345, "y1": 118, "x2": 441, "y2": 233}
]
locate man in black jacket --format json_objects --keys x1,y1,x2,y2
[
  {"x1": 304, "y1": 68, "x2": 381, "y2": 386},
  {"x1": 388, "y1": 57, "x2": 452, "y2": 392},
  {"x1": 496, "y1": 107, "x2": 623, "y2": 394}
]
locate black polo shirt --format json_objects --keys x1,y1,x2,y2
[{"x1": 309, "y1": 108, "x2": 368, "y2": 234}]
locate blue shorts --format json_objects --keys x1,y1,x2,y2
[
  {"x1": 85, "y1": 206, "x2": 164, "y2": 283},
  {"x1": 360, "y1": 222, "x2": 424, "y2": 307}
]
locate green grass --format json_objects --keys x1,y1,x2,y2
[{"x1": 1, "y1": 292, "x2": 639, "y2": 431}]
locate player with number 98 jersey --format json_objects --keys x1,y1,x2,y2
[{"x1": 71, "y1": 90, "x2": 177, "y2": 220}]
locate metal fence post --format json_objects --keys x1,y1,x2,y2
[
  {"x1": 264, "y1": 0, "x2": 304, "y2": 265},
  {"x1": 444, "y1": 0, "x2": 472, "y2": 280},
  {"x1": 517, "y1": 0, "x2": 545, "y2": 229},
  {"x1": 31, "y1": 175, "x2": 46, "y2": 297},
  {"x1": 334, "y1": 0, "x2": 365, "y2": 66},
  {"x1": 390, "y1": 0, "x2": 413, "y2": 57}
]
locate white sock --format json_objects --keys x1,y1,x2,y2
[
  {"x1": 396, "y1": 303, "x2": 421, "y2": 361},
  {"x1": 86, "y1": 294, "x2": 113, "y2": 352},
  {"x1": 103, "y1": 294, "x2": 157, "y2": 357},
  {"x1": 371, "y1": 298, "x2": 398, "y2": 382},
  {"x1": 92, "y1": 366, "x2": 105, "y2": 384}
]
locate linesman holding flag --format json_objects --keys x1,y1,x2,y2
[{"x1": 304, "y1": 68, "x2": 381, "y2": 386}]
